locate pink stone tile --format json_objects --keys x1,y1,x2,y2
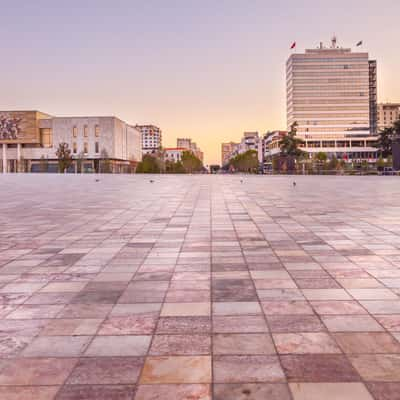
[
  {"x1": 22, "y1": 335, "x2": 91, "y2": 357},
  {"x1": 6, "y1": 304, "x2": 64, "y2": 319},
  {"x1": 98, "y1": 315, "x2": 157, "y2": 335},
  {"x1": 41, "y1": 318, "x2": 102, "y2": 335},
  {"x1": 213, "y1": 333, "x2": 275, "y2": 355},
  {"x1": 57, "y1": 303, "x2": 113, "y2": 318},
  {"x1": 85, "y1": 335, "x2": 151, "y2": 356},
  {"x1": 0, "y1": 357, "x2": 77, "y2": 385},
  {"x1": 333, "y1": 332, "x2": 400, "y2": 354},
  {"x1": 213, "y1": 302, "x2": 262, "y2": 316},
  {"x1": 280, "y1": 354, "x2": 360, "y2": 382},
  {"x1": 213, "y1": 315, "x2": 268, "y2": 333},
  {"x1": 67, "y1": 357, "x2": 144, "y2": 384},
  {"x1": 360, "y1": 300, "x2": 400, "y2": 314},
  {"x1": 135, "y1": 384, "x2": 211, "y2": 400},
  {"x1": 262, "y1": 301, "x2": 314, "y2": 315},
  {"x1": 0, "y1": 336, "x2": 33, "y2": 357},
  {"x1": 349, "y1": 354, "x2": 400, "y2": 381},
  {"x1": 140, "y1": 356, "x2": 212, "y2": 383},
  {"x1": 289, "y1": 382, "x2": 373, "y2": 400},
  {"x1": 157, "y1": 317, "x2": 211, "y2": 334},
  {"x1": 150, "y1": 334, "x2": 211, "y2": 355},
  {"x1": 302, "y1": 289, "x2": 352, "y2": 301},
  {"x1": 55, "y1": 385, "x2": 135, "y2": 400},
  {"x1": 322, "y1": 315, "x2": 384, "y2": 332},
  {"x1": 161, "y1": 302, "x2": 210, "y2": 317},
  {"x1": 214, "y1": 383, "x2": 291, "y2": 400},
  {"x1": 267, "y1": 315, "x2": 325, "y2": 333},
  {"x1": 213, "y1": 355, "x2": 285, "y2": 383},
  {"x1": 366, "y1": 382, "x2": 400, "y2": 400},
  {"x1": 165, "y1": 290, "x2": 210, "y2": 302},
  {"x1": 0, "y1": 386, "x2": 60, "y2": 400},
  {"x1": 376, "y1": 315, "x2": 400, "y2": 331},
  {"x1": 311, "y1": 300, "x2": 367, "y2": 315}
]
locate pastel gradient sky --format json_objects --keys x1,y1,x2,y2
[{"x1": 1, "y1": 0, "x2": 399, "y2": 164}]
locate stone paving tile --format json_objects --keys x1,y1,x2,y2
[
  {"x1": 213, "y1": 383, "x2": 291, "y2": 400},
  {"x1": 0, "y1": 386, "x2": 60, "y2": 400},
  {"x1": 66, "y1": 357, "x2": 144, "y2": 384},
  {"x1": 289, "y1": 382, "x2": 374, "y2": 400},
  {"x1": 55, "y1": 385, "x2": 135, "y2": 400},
  {"x1": 140, "y1": 356, "x2": 212, "y2": 383},
  {"x1": 1, "y1": 175, "x2": 400, "y2": 399},
  {"x1": 135, "y1": 384, "x2": 211, "y2": 400}
]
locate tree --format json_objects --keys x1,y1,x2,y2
[
  {"x1": 56, "y1": 142, "x2": 73, "y2": 173},
  {"x1": 100, "y1": 148, "x2": 112, "y2": 173},
  {"x1": 181, "y1": 151, "x2": 203, "y2": 173},
  {"x1": 136, "y1": 154, "x2": 161, "y2": 173},
  {"x1": 327, "y1": 156, "x2": 339, "y2": 171},
  {"x1": 229, "y1": 150, "x2": 259, "y2": 173},
  {"x1": 279, "y1": 122, "x2": 305, "y2": 158},
  {"x1": 376, "y1": 156, "x2": 385, "y2": 171},
  {"x1": 76, "y1": 151, "x2": 85, "y2": 173},
  {"x1": 375, "y1": 127, "x2": 394, "y2": 158},
  {"x1": 39, "y1": 155, "x2": 48, "y2": 173}
]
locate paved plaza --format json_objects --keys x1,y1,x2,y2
[{"x1": 1, "y1": 174, "x2": 400, "y2": 399}]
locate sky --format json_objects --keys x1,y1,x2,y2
[{"x1": 1, "y1": 0, "x2": 400, "y2": 165}]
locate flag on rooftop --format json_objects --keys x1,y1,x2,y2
[
  {"x1": 356, "y1": 40, "x2": 363, "y2": 46},
  {"x1": 290, "y1": 41, "x2": 296, "y2": 49}
]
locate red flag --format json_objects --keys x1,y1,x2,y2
[{"x1": 290, "y1": 41, "x2": 296, "y2": 49}]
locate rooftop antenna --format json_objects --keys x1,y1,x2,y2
[{"x1": 331, "y1": 35, "x2": 337, "y2": 48}]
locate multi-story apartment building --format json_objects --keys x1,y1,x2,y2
[
  {"x1": 135, "y1": 124, "x2": 162, "y2": 154},
  {"x1": 221, "y1": 132, "x2": 262, "y2": 166},
  {"x1": 0, "y1": 111, "x2": 141, "y2": 173},
  {"x1": 239, "y1": 132, "x2": 259, "y2": 153},
  {"x1": 286, "y1": 38, "x2": 378, "y2": 162},
  {"x1": 377, "y1": 103, "x2": 400, "y2": 130},
  {"x1": 221, "y1": 142, "x2": 239, "y2": 165}
]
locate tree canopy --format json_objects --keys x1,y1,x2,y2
[
  {"x1": 136, "y1": 154, "x2": 161, "y2": 173},
  {"x1": 181, "y1": 151, "x2": 203, "y2": 173},
  {"x1": 279, "y1": 122, "x2": 305, "y2": 157},
  {"x1": 56, "y1": 142, "x2": 73, "y2": 173},
  {"x1": 229, "y1": 150, "x2": 259, "y2": 173}
]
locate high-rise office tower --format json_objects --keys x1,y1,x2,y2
[{"x1": 286, "y1": 37, "x2": 378, "y2": 161}]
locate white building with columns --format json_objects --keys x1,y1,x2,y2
[{"x1": 0, "y1": 111, "x2": 142, "y2": 173}]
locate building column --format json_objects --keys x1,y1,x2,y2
[
  {"x1": 2, "y1": 144, "x2": 7, "y2": 173},
  {"x1": 17, "y1": 143, "x2": 21, "y2": 172}
]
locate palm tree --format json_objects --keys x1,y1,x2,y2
[
  {"x1": 278, "y1": 122, "x2": 306, "y2": 172},
  {"x1": 279, "y1": 122, "x2": 305, "y2": 158},
  {"x1": 375, "y1": 126, "x2": 394, "y2": 158}
]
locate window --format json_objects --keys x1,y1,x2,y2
[
  {"x1": 95, "y1": 125, "x2": 100, "y2": 137},
  {"x1": 84, "y1": 125, "x2": 88, "y2": 137},
  {"x1": 73, "y1": 142, "x2": 77, "y2": 154},
  {"x1": 40, "y1": 128, "x2": 53, "y2": 148},
  {"x1": 84, "y1": 142, "x2": 89, "y2": 153},
  {"x1": 73, "y1": 126, "x2": 78, "y2": 137},
  {"x1": 95, "y1": 142, "x2": 99, "y2": 153}
]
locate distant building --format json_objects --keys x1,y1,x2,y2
[
  {"x1": 221, "y1": 142, "x2": 239, "y2": 165},
  {"x1": 176, "y1": 138, "x2": 204, "y2": 162},
  {"x1": 377, "y1": 103, "x2": 400, "y2": 130},
  {"x1": 0, "y1": 110, "x2": 141, "y2": 173},
  {"x1": 164, "y1": 147, "x2": 187, "y2": 162},
  {"x1": 221, "y1": 132, "x2": 262, "y2": 167},
  {"x1": 286, "y1": 37, "x2": 378, "y2": 162},
  {"x1": 239, "y1": 132, "x2": 259, "y2": 153},
  {"x1": 135, "y1": 124, "x2": 162, "y2": 154}
]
